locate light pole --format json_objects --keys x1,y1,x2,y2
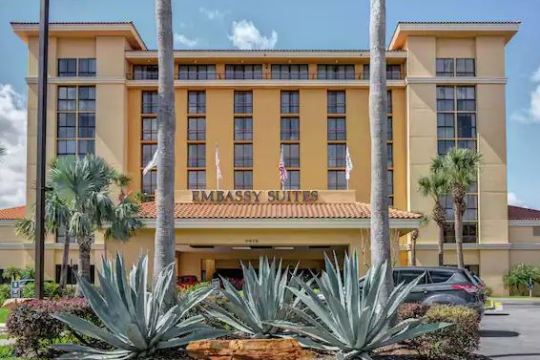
[{"x1": 34, "y1": 0, "x2": 50, "y2": 299}]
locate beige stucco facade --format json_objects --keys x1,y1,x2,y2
[{"x1": 3, "y1": 21, "x2": 537, "y2": 296}]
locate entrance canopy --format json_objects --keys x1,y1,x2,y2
[{"x1": 138, "y1": 190, "x2": 421, "y2": 231}]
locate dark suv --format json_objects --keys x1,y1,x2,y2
[{"x1": 387, "y1": 267, "x2": 485, "y2": 314}]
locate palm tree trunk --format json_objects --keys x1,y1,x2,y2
[
  {"x1": 369, "y1": 0, "x2": 392, "y2": 302},
  {"x1": 59, "y1": 234, "x2": 70, "y2": 290},
  {"x1": 410, "y1": 229, "x2": 418, "y2": 266},
  {"x1": 437, "y1": 223, "x2": 445, "y2": 266},
  {"x1": 154, "y1": 0, "x2": 177, "y2": 307},
  {"x1": 454, "y1": 204, "x2": 465, "y2": 269},
  {"x1": 76, "y1": 236, "x2": 91, "y2": 296}
]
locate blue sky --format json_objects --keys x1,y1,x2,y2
[{"x1": 0, "y1": 0, "x2": 539, "y2": 209}]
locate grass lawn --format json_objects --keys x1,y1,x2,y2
[{"x1": 0, "y1": 308, "x2": 9, "y2": 324}]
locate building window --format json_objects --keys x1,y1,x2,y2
[
  {"x1": 234, "y1": 117, "x2": 253, "y2": 141},
  {"x1": 188, "y1": 91, "x2": 206, "y2": 114},
  {"x1": 179, "y1": 65, "x2": 216, "y2": 80},
  {"x1": 234, "y1": 170, "x2": 253, "y2": 190},
  {"x1": 362, "y1": 64, "x2": 403, "y2": 80},
  {"x1": 142, "y1": 117, "x2": 158, "y2": 141},
  {"x1": 142, "y1": 91, "x2": 159, "y2": 114},
  {"x1": 188, "y1": 117, "x2": 206, "y2": 141},
  {"x1": 142, "y1": 144, "x2": 158, "y2": 166},
  {"x1": 280, "y1": 117, "x2": 299, "y2": 141},
  {"x1": 188, "y1": 144, "x2": 206, "y2": 167},
  {"x1": 317, "y1": 64, "x2": 355, "y2": 80},
  {"x1": 328, "y1": 170, "x2": 346, "y2": 190},
  {"x1": 55, "y1": 226, "x2": 75, "y2": 243},
  {"x1": 234, "y1": 144, "x2": 253, "y2": 167},
  {"x1": 57, "y1": 86, "x2": 95, "y2": 157},
  {"x1": 387, "y1": 90, "x2": 394, "y2": 204},
  {"x1": 386, "y1": 64, "x2": 402, "y2": 80},
  {"x1": 436, "y1": 58, "x2": 475, "y2": 77},
  {"x1": 282, "y1": 144, "x2": 300, "y2": 168},
  {"x1": 58, "y1": 58, "x2": 77, "y2": 77},
  {"x1": 456, "y1": 59, "x2": 475, "y2": 77},
  {"x1": 281, "y1": 91, "x2": 299, "y2": 113},
  {"x1": 78, "y1": 59, "x2": 96, "y2": 77},
  {"x1": 133, "y1": 65, "x2": 158, "y2": 80},
  {"x1": 188, "y1": 170, "x2": 206, "y2": 189},
  {"x1": 327, "y1": 91, "x2": 346, "y2": 114},
  {"x1": 284, "y1": 170, "x2": 300, "y2": 190},
  {"x1": 271, "y1": 64, "x2": 309, "y2": 80},
  {"x1": 436, "y1": 58, "x2": 454, "y2": 77},
  {"x1": 234, "y1": 91, "x2": 253, "y2": 114},
  {"x1": 142, "y1": 170, "x2": 157, "y2": 197},
  {"x1": 225, "y1": 65, "x2": 263, "y2": 80},
  {"x1": 328, "y1": 144, "x2": 346, "y2": 168},
  {"x1": 327, "y1": 117, "x2": 346, "y2": 141}
]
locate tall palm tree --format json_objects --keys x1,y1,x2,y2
[
  {"x1": 18, "y1": 155, "x2": 142, "y2": 295},
  {"x1": 418, "y1": 163, "x2": 449, "y2": 266},
  {"x1": 0, "y1": 145, "x2": 5, "y2": 157},
  {"x1": 369, "y1": 0, "x2": 392, "y2": 302},
  {"x1": 435, "y1": 148, "x2": 481, "y2": 269},
  {"x1": 154, "y1": 0, "x2": 177, "y2": 306}
]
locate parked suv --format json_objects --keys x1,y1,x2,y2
[{"x1": 372, "y1": 267, "x2": 485, "y2": 314}]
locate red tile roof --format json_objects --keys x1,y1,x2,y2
[
  {"x1": 509, "y1": 205, "x2": 540, "y2": 221},
  {"x1": 0, "y1": 206, "x2": 26, "y2": 220},
  {"x1": 139, "y1": 202, "x2": 421, "y2": 220}
]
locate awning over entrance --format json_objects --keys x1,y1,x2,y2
[{"x1": 138, "y1": 190, "x2": 422, "y2": 230}]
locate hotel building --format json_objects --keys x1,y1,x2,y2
[{"x1": 0, "y1": 20, "x2": 537, "y2": 295}]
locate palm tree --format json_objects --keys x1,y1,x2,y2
[
  {"x1": 369, "y1": 0, "x2": 392, "y2": 302},
  {"x1": 154, "y1": 0, "x2": 177, "y2": 306},
  {"x1": 0, "y1": 145, "x2": 5, "y2": 157},
  {"x1": 418, "y1": 163, "x2": 449, "y2": 266},
  {"x1": 435, "y1": 148, "x2": 481, "y2": 269},
  {"x1": 408, "y1": 215, "x2": 427, "y2": 266},
  {"x1": 17, "y1": 155, "x2": 142, "y2": 295}
]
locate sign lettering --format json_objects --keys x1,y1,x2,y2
[{"x1": 191, "y1": 190, "x2": 319, "y2": 204}]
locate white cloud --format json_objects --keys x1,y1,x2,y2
[
  {"x1": 199, "y1": 7, "x2": 226, "y2": 20},
  {"x1": 0, "y1": 84, "x2": 26, "y2": 208},
  {"x1": 508, "y1": 192, "x2": 528, "y2": 208},
  {"x1": 512, "y1": 65, "x2": 540, "y2": 124},
  {"x1": 174, "y1": 33, "x2": 198, "y2": 48},
  {"x1": 228, "y1": 20, "x2": 278, "y2": 50}
]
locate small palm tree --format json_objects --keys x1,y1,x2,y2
[
  {"x1": 418, "y1": 164, "x2": 449, "y2": 266},
  {"x1": 435, "y1": 148, "x2": 481, "y2": 269},
  {"x1": 17, "y1": 155, "x2": 143, "y2": 295}
]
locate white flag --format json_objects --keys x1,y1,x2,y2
[
  {"x1": 142, "y1": 149, "x2": 158, "y2": 176},
  {"x1": 215, "y1": 144, "x2": 222, "y2": 188},
  {"x1": 345, "y1": 146, "x2": 353, "y2": 181}
]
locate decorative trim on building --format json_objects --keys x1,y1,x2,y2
[
  {"x1": 125, "y1": 79, "x2": 407, "y2": 88},
  {"x1": 414, "y1": 242, "x2": 540, "y2": 250},
  {"x1": 406, "y1": 77, "x2": 507, "y2": 85},
  {"x1": 0, "y1": 243, "x2": 105, "y2": 250},
  {"x1": 509, "y1": 220, "x2": 540, "y2": 227}
]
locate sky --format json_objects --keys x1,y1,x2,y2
[{"x1": 0, "y1": 0, "x2": 539, "y2": 209}]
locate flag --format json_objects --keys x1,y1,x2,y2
[
  {"x1": 345, "y1": 146, "x2": 353, "y2": 181},
  {"x1": 215, "y1": 144, "x2": 222, "y2": 188},
  {"x1": 279, "y1": 146, "x2": 288, "y2": 187},
  {"x1": 142, "y1": 149, "x2": 158, "y2": 176}
]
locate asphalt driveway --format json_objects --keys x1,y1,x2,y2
[{"x1": 479, "y1": 301, "x2": 540, "y2": 359}]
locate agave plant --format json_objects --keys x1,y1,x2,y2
[
  {"x1": 206, "y1": 257, "x2": 299, "y2": 338},
  {"x1": 274, "y1": 253, "x2": 450, "y2": 360},
  {"x1": 53, "y1": 254, "x2": 226, "y2": 359}
]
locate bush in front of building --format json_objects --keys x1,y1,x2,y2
[
  {"x1": 504, "y1": 263, "x2": 540, "y2": 296},
  {"x1": 6, "y1": 298, "x2": 100, "y2": 358},
  {"x1": 0, "y1": 284, "x2": 10, "y2": 306},
  {"x1": 412, "y1": 305, "x2": 480, "y2": 360}
]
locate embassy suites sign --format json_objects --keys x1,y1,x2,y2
[{"x1": 192, "y1": 190, "x2": 320, "y2": 203}]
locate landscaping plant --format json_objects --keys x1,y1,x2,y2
[
  {"x1": 206, "y1": 257, "x2": 300, "y2": 338},
  {"x1": 274, "y1": 253, "x2": 450, "y2": 360},
  {"x1": 504, "y1": 263, "x2": 540, "y2": 296},
  {"x1": 53, "y1": 254, "x2": 226, "y2": 359}
]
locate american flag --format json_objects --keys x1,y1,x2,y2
[
  {"x1": 345, "y1": 146, "x2": 353, "y2": 181},
  {"x1": 215, "y1": 144, "x2": 222, "y2": 189},
  {"x1": 279, "y1": 146, "x2": 288, "y2": 188}
]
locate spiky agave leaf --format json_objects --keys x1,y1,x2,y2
[
  {"x1": 53, "y1": 254, "x2": 227, "y2": 359},
  {"x1": 273, "y1": 253, "x2": 451, "y2": 359},
  {"x1": 205, "y1": 257, "x2": 299, "y2": 338}
]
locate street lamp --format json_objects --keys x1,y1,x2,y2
[{"x1": 34, "y1": 0, "x2": 50, "y2": 299}]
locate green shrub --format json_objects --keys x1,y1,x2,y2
[
  {"x1": 0, "y1": 284, "x2": 10, "y2": 306},
  {"x1": 417, "y1": 305, "x2": 480, "y2": 360},
  {"x1": 398, "y1": 303, "x2": 430, "y2": 321},
  {"x1": 21, "y1": 282, "x2": 61, "y2": 299},
  {"x1": 6, "y1": 298, "x2": 99, "y2": 358},
  {"x1": 504, "y1": 263, "x2": 540, "y2": 296}
]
